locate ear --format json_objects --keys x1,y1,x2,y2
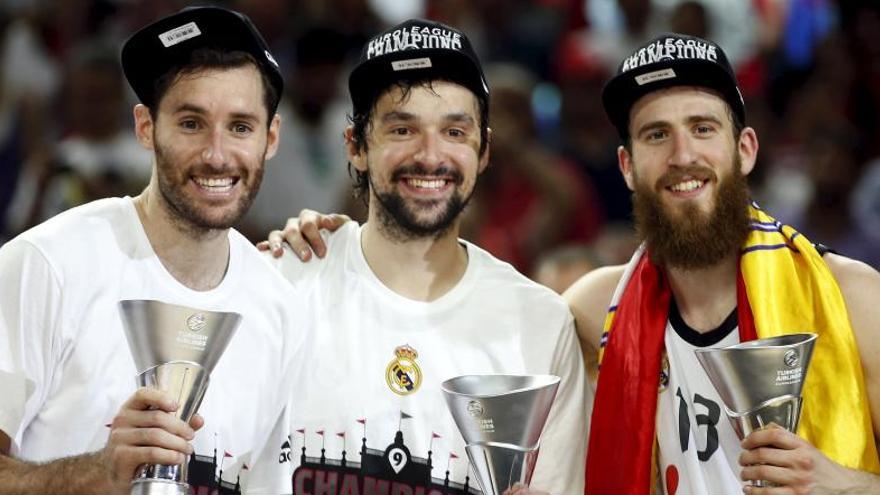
[
  {"x1": 737, "y1": 127, "x2": 759, "y2": 176},
  {"x1": 477, "y1": 127, "x2": 492, "y2": 174},
  {"x1": 345, "y1": 126, "x2": 367, "y2": 172},
  {"x1": 133, "y1": 104, "x2": 154, "y2": 150},
  {"x1": 264, "y1": 113, "x2": 282, "y2": 160},
  {"x1": 618, "y1": 145, "x2": 636, "y2": 191}
]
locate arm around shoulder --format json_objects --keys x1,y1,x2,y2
[{"x1": 563, "y1": 264, "x2": 625, "y2": 361}]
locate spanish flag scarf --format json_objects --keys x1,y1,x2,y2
[{"x1": 585, "y1": 203, "x2": 879, "y2": 494}]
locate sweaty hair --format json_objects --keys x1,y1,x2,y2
[
  {"x1": 149, "y1": 48, "x2": 279, "y2": 126},
  {"x1": 347, "y1": 77, "x2": 490, "y2": 201}
]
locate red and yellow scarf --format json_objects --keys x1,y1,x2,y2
[{"x1": 585, "y1": 204, "x2": 879, "y2": 494}]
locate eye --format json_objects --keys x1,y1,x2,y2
[
  {"x1": 447, "y1": 128, "x2": 465, "y2": 138},
  {"x1": 390, "y1": 127, "x2": 411, "y2": 136},
  {"x1": 232, "y1": 122, "x2": 253, "y2": 134},
  {"x1": 180, "y1": 119, "x2": 200, "y2": 131},
  {"x1": 694, "y1": 124, "x2": 716, "y2": 135},
  {"x1": 646, "y1": 129, "x2": 667, "y2": 141}
]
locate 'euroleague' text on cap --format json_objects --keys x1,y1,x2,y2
[
  {"x1": 349, "y1": 19, "x2": 489, "y2": 115},
  {"x1": 602, "y1": 33, "x2": 745, "y2": 139}
]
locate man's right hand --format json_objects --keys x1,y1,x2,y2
[
  {"x1": 256, "y1": 209, "x2": 350, "y2": 260},
  {"x1": 99, "y1": 387, "x2": 203, "y2": 490}
]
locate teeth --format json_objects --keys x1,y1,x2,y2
[
  {"x1": 194, "y1": 177, "x2": 234, "y2": 189},
  {"x1": 670, "y1": 179, "x2": 703, "y2": 192},
  {"x1": 407, "y1": 178, "x2": 446, "y2": 189}
]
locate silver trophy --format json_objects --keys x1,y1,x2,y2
[
  {"x1": 441, "y1": 374, "x2": 560, "y2": 495},
  {"x1": 695, "y1": 333, "x2": 817, "y2": 486},
  {"x1": 119, "y1": 300, "x2": 241, "y2": 495}
]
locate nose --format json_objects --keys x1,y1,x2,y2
[
  {"x1": 411, "y1": 131, "x2": 444, "y2": 168},
  {"x1": 668, "y1": 131, "x2": 697, "y2": 167},
  {"x1": 201, "y1": 128, "x2": 227, "y2": 167}
]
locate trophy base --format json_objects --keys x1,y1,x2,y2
[
  {"x1": 465, "y1": 442, "x2": 539, "y2": 495},
  {"x1": 130, "y1": 478, "x2": 191, "y2": 495}
]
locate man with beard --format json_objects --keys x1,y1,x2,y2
[
  {"x1": 0, "y1": 7, "x2": 308, "y2": 493},
  {"x1": 565, "y1": 34, "x2": 880, "y2": 493},
  {"x1": 248, "y1": 19, "x2": 588, "y2": 495}
]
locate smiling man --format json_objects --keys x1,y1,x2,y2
[
  {"x1": 249, "y1": 19, "x2": 588, "y2": 495},
  {"x1": 0, "y1": 7, "x2": 308, "y2": 494},
  {"x1": 565, "y1": 34, "x2": 880, "y2": 494}
]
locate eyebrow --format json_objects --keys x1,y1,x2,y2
[
  {"x1": 635, "y1": 113, "x2": 725, "y2": 137},
  {"x1": 172, "y1": 103, "x2": 260, "y2": 122},
  {"x1": 380, "y1": 110, "x2": 476, "y2": 126}
]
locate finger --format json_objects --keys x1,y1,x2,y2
[
  {"x1": 189, "y1": 413, "x2": 205, "y2": 431},
  {"x1": 320, "y1": 214, "x2": 351, "y2": 231},
  {"x1": 739, "y1": 446, "x2": 798, "y2": 468},
  {"x1": 111, "y1": 426, "x2": 194, "y2": 455},
  {"x1": 741, "y1": 426, "x2": 802, "y2": 451},
  {"x1": 742, "y1": 484, "x2": 790, "y2": 495},
  {"x1": 121, "y1": 387, "x2": 178, "y2": 413},
  {"x1": 113, "y1": 444, "x2": 188, "y2": 469},
  {"x1": 740, "y1": 462, "x2": 803, "y2": 488},
  {"x1": 256, "y1": 240, "x2": 270, "y2": 252},
  {"x1": 115, "y1": 409, "x2": 195, "y2": 440},
  {"x1": 297, "y1": 210, "x2": 325, "y2": 258},
  {"x1": 264, "y1": 230, "x2": 286, "y2": 258}
]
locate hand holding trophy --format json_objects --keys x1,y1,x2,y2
[
  {"x1": 695, "y1": 333, "x2": 818, "y2": 487},
  {"x1": 119, "y1": 300, "x2": 241, "y2": 495}
]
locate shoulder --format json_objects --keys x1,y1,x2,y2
[
  {"x1": 563, "y1": 264, "x2": 627, "y2": 349},
  {"x1": 266, "y1": 222, "x2": 359, "y2": 288},
  {"x1": 823, "y1": 253, "x2": 880, "y2": 339}
]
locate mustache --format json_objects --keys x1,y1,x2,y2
[
  {"x1": 390, "y1": 165, "x2": 463, "y2": 184},
  {"x1": 656, "y1": 165, "x2": 717, "y2": 190}
]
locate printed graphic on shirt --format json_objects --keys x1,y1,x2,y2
[
  {"x1": 386, "y1": 344, "x2": 423, "y2": 395},
  {"x1": 185, "y1": 449, "x2": 246, "y2": 495},
  {"x1": 282, "y1": 414, "x2": 480, "y2": 494}
]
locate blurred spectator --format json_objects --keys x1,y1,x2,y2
[
  {"x1": 8, "y1": 39, "x2": 150, "y2": 232},
  {"x1": 533, "y1": 243, "x2": 604, "y2": 294},
  {"x1": 242, "y1": 26, "x2": 352, "y2": 238},
  {"x1": 461, "y1": 63, "x2": 602, "y2": 273}
]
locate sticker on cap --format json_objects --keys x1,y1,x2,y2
[
  {"x1": 635, "y1": 68, "x2": 676, "y2": 85},
  {"x1": 392, "y1": 58, "x2": 433, "y2": 71},
  {"x1": 159, "y1": 22, "x2": 201, "y2": 48}
]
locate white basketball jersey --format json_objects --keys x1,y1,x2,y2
[{"x1": 655, "y1": 302, "x2": 745, "y2": 495}]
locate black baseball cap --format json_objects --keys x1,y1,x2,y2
[
  {"x1": 121, "y1": 6, "x2": 283, "y2": 112},
  {"x1": 602, "y1": 33, "x2": 745, "y2": 139},
  {"x1": 348, "y1": 19, "x2": 489, "y2": 115}
]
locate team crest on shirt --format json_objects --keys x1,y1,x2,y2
[
  {"x1": 659, "y1": 352, "x2": 670, "y2": 392},
  {"x1": 386, "y1": 345, "x2": 422, "y2": 395}
]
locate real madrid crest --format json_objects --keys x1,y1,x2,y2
[{"x1": 386, "y1": 344, "x2": 422, "y2": 395}]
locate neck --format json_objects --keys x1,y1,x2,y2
[
  {"x1": 665, "y1": 252, "x2": 739, "y2": 333},
  {"x1": 360, "y1": 209, "x2": 468, "y2": 302},
  {"x1": 133, "y1": 184, "x2": 230, "y2": 291}
]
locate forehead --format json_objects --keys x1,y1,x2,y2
[
  {"x1": 628, "y1": 86, "x2": 729, "y2": 129},
  {"x1": 372, "y1": 80, "x2": 480, "y2": 120},
  {"x1": 157, "y1": 64, "x2": 268, "y2": 120}
]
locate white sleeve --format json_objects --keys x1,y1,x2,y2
[
  {"x1": 0, "y1": 239, "x2": 63, "y2": 454},
  {"x1": 531, "y1": 312, "x2": 589, "y2": 494}
]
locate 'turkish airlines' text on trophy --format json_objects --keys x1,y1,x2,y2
[
  {"x1": 441, "y1": 374, "x2": 560, "y2": 495},
  {"x1": 695, "y1": 333, "x2": 818, "y2": 486},
  {"x1": 119, "y1": 300, "x2": 241, "y2": 495}
]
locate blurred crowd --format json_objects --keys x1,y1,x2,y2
[{"x1": 1, "y1": 0, "x2": 878, "y2": 293}]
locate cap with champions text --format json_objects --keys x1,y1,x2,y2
[
  {"x1": 602, "y1": 33, "x2": 745, "y2": 139},
  {"x1": 349, "y1": 19, "x2": 489, "y2": 115},
  {"x1": 121, "y1": 6, "x2": 283, "y2": 112}
]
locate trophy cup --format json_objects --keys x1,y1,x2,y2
[
  {"x1": 694, "y1": 333, "x2": 818, "y2": 486},
  {"x1": 119, "y1": 300, "x2": 242, "y2": 495},
  {"x1": 441, "y1": 374, "x2": 560, "y2": 495}
]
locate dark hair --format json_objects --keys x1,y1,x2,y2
[
  {"x1": 622, "y1": 100, "x2": 744, "y2": 154},
  {"x1": 149, "y1": 48, "x2": 280, "y2": 126},
  {"x1": 347, "y1": 77, "x2": 490, "y2": 201}
]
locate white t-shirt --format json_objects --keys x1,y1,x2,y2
[
  {"x1": 249, "y1": 223, "x2": 590, "y2": 494},
  {"x1": 655, "y1": 302, "x2": 743, "y2": 495},
  {"x1": 0, "y1": 197, "x2": 308, "y2": 493}
]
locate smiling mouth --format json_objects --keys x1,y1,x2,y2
[
  {"x1": 404, "y1": 177, "x2": 450, "y2": 190},
  {"x1": 668, "y1": 179, "x2": 707, "y2": 193},
  {"x1": 193, "y1": 176, "x2": 238, "y2": 193}
]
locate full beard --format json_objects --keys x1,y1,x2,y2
[
  {"x1": 369, "y1": 164, "x2": 472, "y2": 242},
  {"x1": 154, "y1": 139, "x2": 264, "y2": 234},
  {"x1": 633, "y1": 157, "x2": 751, "y2": 270}
]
